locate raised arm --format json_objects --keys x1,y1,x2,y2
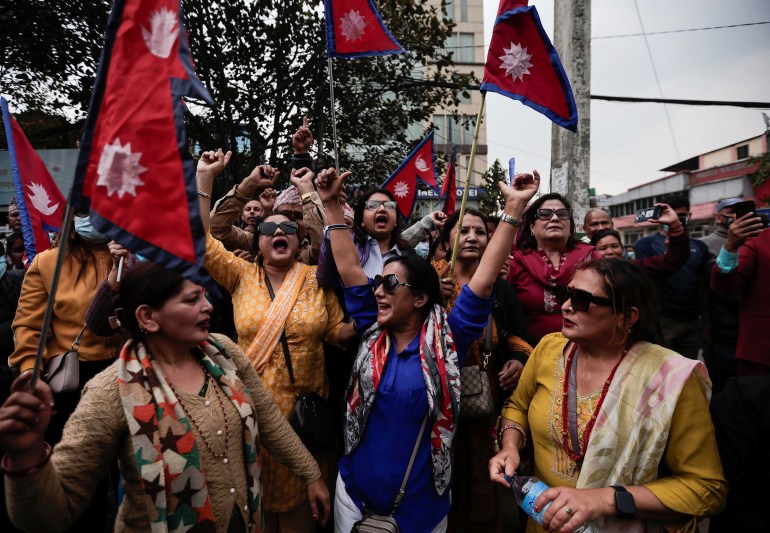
[
  {"x1": 467, "y1": 171, "x2": 540, "y2": 298},
  {"x1": 316, "y1": 167, "x2": 368, "y2": 287}
]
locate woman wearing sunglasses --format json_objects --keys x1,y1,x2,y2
[
  {"x1": 505, "y1": 191, "x2": 601, "y2": 345},
  {"x1": 316, "y1": 185, "x2": 446, "y2": 288},
  {"x1": 316, "y1": 167, "x2": 539, "y2": 532},
  {"x1": 490, "y1": 259, "x2": 726, "y2": 533},
  {"x1": 196, "y1": 150, "x2": 357, "y2": 532}
]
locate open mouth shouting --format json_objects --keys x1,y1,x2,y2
[
  {"x1": 375, "y1": 213, "x2": 390, "y2": 229},
  {"x1": 272, "y1": 236, "x2": 289, "y2": 252}
]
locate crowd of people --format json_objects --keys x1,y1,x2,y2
[{"x1": 0, "y1": 120, "x2": 768, "y2": 533}]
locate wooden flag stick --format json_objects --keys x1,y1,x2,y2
[
  {"x1": 327, "y1": 57, "x2": 341, "y2": 169},
  {"x1": 449, "y1": 93, "x2": 486, "y2": 278},
  {"x1": 28, "y1": 201, "x2": 75, "y2": 393}
]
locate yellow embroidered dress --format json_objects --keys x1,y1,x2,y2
[
  {"x1": 205, "y1": 233, "x2": 345, "y2": 512},
  {"x1": 502, "y1": 333, "x2": 726, "y2": 533}
]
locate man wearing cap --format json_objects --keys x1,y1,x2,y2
[{"x1": 699, "y1": 197, "x2": 743, "y2": 393}]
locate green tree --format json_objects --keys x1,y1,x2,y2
[
  {"x1": 182, "y1": 0, "x2": 475, "y2": 195},
  {"x1": 478, "y1": 159, "x2": 506, "y2": 216},
  {"x1": 0, "y1": 0, "x2": 110, "y2": 117}
]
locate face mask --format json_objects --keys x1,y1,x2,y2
[
  {"x1": 74, "y1": 215, "x2": 109, "y2": 244},
  {"x1": 0, "y1": 256, "x2": 6, "y2": 278},
  {"x1": 415, "y1": 241, "x2": 430, "y2": 260}
]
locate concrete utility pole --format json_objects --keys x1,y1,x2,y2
[{"x1": 550, "y1": 0, "x2": 591, "y2": 233}]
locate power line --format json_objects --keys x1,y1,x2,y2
[
  {"x1": 593, "y1": 21, "x2": 770, "y2": 39},
  {"x1": 634, "y1": 0, "x2": 681, "y2": 161},
  {"x1": 591, "y1": 95, "x2": 770, "y2": 108}
]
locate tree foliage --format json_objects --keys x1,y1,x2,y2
[
  {"x1": 1, "y1": 0, "x2": 475, "y2": 200},
  {"x1": 478, "y1": 159, "x2": 506, "y2": 216},
  {"x1": 182, "y1": 0, "x2": 475, "y2": 195},
  {"x1": 0, "y1": 0, "x2": 110, "y2": 117}
]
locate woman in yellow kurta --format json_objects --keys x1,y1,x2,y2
[
  {"x1": 196, "y1": 149, "x2": 357, "y2": 532},
  {"x1": 489, "y1": 259, "x2": 726, "y2": 533}
]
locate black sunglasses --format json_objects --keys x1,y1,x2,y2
[
  {"x1": 373, "y1": 273, "x2": 414, "y2": 294},
  {"x1": 536, "y1": 208, "x2": 571, "y2": 220},
  {"x1": 258, "y1": 221, "x2": 299, "y2": 236},
  {"x1": 365, "y1": 200, "x2": 397, "y2": 211},
  {"x1": 557, "y1": 286, "x2": 613, "y2": 312}
]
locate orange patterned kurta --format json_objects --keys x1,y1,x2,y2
[{"x1": 205, "y1": 233, "x2": 345, "y2": 512}]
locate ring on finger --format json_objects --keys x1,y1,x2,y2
[{"x1": 564, "y1": 505, "x2": 574, "y2": 516}]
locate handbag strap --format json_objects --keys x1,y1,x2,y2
[
  {"x1": 481, "y1": 312, "x2": 493, "y2": 370},
  {"x1": 71, "y1": 324, "x2": 88, "y2": 351},
  {"x1": 264, "y1": 275, "x2": 296, "y2": 384},
  {"x1": 390, "y1": 412, "x2": 429, "y2": 516}
]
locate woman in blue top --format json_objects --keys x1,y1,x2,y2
[{"x1": 316, "y1": 167, "x2": 540, "y2": 532}]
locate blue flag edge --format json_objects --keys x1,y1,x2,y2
[
  {"x1": 69, "y1": 0, "x2": 218, "y2": 289},
  {"x1": 380, "y1": 130, "x2": 439, "y2": 220},
  {"x1": 1, "y1": 97, "x2": 40, "y2": 262},
  {"x1": 482, "y1": 6, "x2": 578, "y2": 133},
  {"x1": 324, "y1": 0, "x2": 406, "y2": 59}
]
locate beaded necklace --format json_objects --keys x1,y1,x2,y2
[
  {"x1": 561, "y1": 343, "x2": 626, "y2": 463},
  {"x1": 169, "y1": 361, "x2": 230, "y2": 463}
]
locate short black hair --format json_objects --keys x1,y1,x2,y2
[
  {"x1": 661, "y1": 193, "x2": 690, "y2": 211},
  {"x1": 590, "y1": 229, "x2": 622, "y2": 247},
  {"x1": 384, "y1": 252, "x2": 442, "y2": 312}
]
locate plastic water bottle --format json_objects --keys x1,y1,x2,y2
[{"x1": 505, "y1": 474, "x2": 586, "y2": 532}]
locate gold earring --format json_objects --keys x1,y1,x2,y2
[{"x1": 139, "y1": 324, "x2": 148, "y2": 334}]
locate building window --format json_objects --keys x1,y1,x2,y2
[
  {"x1": 736, "y1": 144, "x2": 749, "y2": 159},
  {"x1": 457, "y1": 90, "x2": 471, "y2": 104},
  {"x1": 460, "y1": 0, "x2": 468, "y2": 21},
  {"x1": 624, "y1": 231, "x2": 643, "y2": 245},
  {"x1": 458, "y1": 33, "x2": 474, "y2": 63}
]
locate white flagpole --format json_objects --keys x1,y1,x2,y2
[{"x1": 327, "y1": 57, "x2": 341, "y2": 169}]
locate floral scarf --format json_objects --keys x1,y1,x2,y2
[
  {"x1": 118, "y1": 337, "x2": 263, "y2": 533},
  {"x1": 344, "y1": 304, "x2": 461, "y2": 495},
  {"x1": 576, "y1": 341, "x2": 711, "y2": 533}
]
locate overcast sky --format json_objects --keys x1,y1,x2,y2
[{"x1": 481, "y1": 0, "x2": 770, "y2": 196}]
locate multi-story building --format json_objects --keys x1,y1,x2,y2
[
  {"x1": 599, "y1": 133, "x2": 768, "y2": 244},
  {"x1": 413, "y1": 0, "x2": 487, "y2": 217}
]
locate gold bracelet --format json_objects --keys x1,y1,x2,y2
[{"x1": 498, "y1": 423, "x2": 527, "y2": 450}]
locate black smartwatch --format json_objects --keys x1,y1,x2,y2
[{"x1": 611, "y1": 486, "x2": 636, "y2": 519}]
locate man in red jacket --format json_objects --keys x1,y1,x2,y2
[{"x1": 711, "y1": 211, "x2": 770, "y2": 375}]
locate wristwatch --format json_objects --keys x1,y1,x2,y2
[
  {"x1": 500, "y1": 213, "x2": 522, "y2": 227},
  {"x1": 611, "y1": 486, "x2": 636, "y2": 519}
]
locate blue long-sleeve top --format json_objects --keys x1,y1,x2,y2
[{"x1": 339, "y1": 281, "x2": 494, "y2": 532}]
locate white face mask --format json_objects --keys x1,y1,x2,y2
[{"x1": 74, "y1": 215, "x2": 109, "y2": 244}]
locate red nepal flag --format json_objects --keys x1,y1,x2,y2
[
  {"x1": 440, "y1": 145, "x2": 457, "y2": 216},
  {"x1": 481, "y1": 4, "x2": 578, "y2": 132},
  {"x1": 70, "y1": 0, "x2": 215, "y2": 285},
  {"x1": 1, "y1": 97, "x2": 66, "y2": 264},
  {"x1": 381, "y1": 131, "x2": 439, "y2": 221},
  {"x1": 324, "y1": 0, "x2": 405, "y2": 58},
  {"x1": 496, "y1": 0, "x2": 529, "y2": 16}
]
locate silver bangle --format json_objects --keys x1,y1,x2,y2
[
  {"x1": 325, "y1": 224, "x2": 349, "y2": 232},
  {"x1": 197, "y1": 190, "x2": 211, "y2": 199},
  {"x1": 500, "y1": 213, "x2": 522, "y2": 227}
]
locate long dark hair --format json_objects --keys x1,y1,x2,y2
[
  {"x1": 353, "y1": 188, "x2": 411, "y2": 250},
  {"x1": 117, "y1": 262, "x2": 187, "y2": 340},
  {"x1": 578, "y1": 259, "x2": 661, "y2": 346},
  {"x1": 516, "y1": 193, "x2": 578, "y2": 251}
]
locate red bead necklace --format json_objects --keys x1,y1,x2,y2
[{"x1": 561, "y1": 343, "x2": 627, "y2": 463}]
